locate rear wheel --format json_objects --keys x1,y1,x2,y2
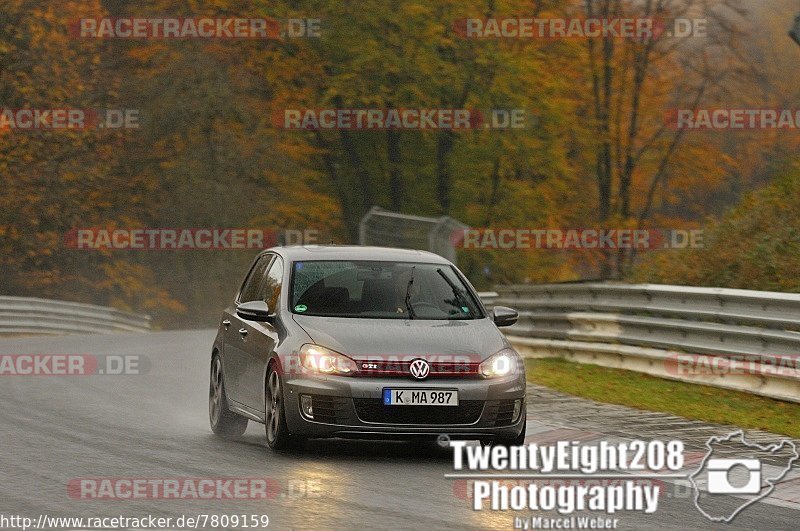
[
  {"x1": 209, "y1": 356, "x2": 249, "y2": 437},
  {"x1": 264, "y1": 366, "x2": 298, "y2": 451}
]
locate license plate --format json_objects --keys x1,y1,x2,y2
[{"x1": 382, "y1": 389, "x2": 459, "y2": 406}]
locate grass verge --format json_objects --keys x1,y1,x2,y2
[{"x1": 525, "y1": 357, "x2": 800, "y2": 439}]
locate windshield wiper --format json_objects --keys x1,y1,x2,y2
[
  {"x1": 404, "y1": 266, "x2": 416, "y2": 320},
  {"x1": 436, "y1": 268, "x2": 473, "y2": 316}
]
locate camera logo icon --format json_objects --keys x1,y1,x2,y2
[
  {"x1": 706, "y1": 459, "x2": 762, "y2": 495},
  {"x1": 690, "y1": 431, "x2": 799, "y2": 523}
]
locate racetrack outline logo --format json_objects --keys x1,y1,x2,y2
[{"x1": 689, "y1": 431, "x2": 799, "y2": 523}]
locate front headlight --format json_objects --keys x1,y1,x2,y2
[
  {"x1": 479, "y1": 349, "x2": 519, "y2": 378},
  {"x1": 299, "y1": 344, "x2": 358, "y2": 376}
]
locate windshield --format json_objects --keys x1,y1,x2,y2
[{"x1": 289, "y1": 260, "x2": 484, "y2": 320}]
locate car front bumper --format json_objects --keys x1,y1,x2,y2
[{"x1": 282, "y1": 372, "x2": 527, "y2": 440}]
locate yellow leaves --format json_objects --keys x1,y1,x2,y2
[
  {"x1": 632, "y1": 166, "x2": 800, "y2": 292},
  {"x1": 97, "y1": 260, "x2": 186, "y2": 315},
  {"x1": 275, "y1": 137, "x2": 318, "y2": 161}
]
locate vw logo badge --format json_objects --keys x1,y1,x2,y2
[{"x1": 409, "y1": 359, "x2": 430, "y2": 380}]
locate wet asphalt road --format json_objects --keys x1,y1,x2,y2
[{"x1": 0, "y1": 330, "x2": 797, "y2": 530}]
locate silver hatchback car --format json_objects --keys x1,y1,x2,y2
[{"x1": 210, "y1": 246, "x2": 526, "y2": 450}]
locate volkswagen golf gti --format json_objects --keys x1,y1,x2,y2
[{"x1": 209, "y1": 246, "x2": 526, "y2": 450}]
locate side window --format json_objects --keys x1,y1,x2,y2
[
  {"x1": 239, "y1": 255, "x2": 273, "y2": 303},
  {"x1": 261, "y1": 256, "x2": 284, "y2": 313}
]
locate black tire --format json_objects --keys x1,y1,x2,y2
[
  {"x1": 264, "y1": 365, "x2": 299, "y2": 451},
  {"x1": 209, "y1": 356, "x2": 249, "y2": 437}
]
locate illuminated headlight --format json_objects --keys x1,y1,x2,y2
[
  {"x1": 300, "y1": 344, "x2": 358, "y2": 376},
  {"x1": 479, "y1": 349, "x2": 519, "y2": 378}
]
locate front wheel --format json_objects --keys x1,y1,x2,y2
[
  {"x1": 264, "y1": 367, "x2": 298, "y2": 451},
  {"x1": 209, "y1": 356, "x2": 249, "y2": 437}
]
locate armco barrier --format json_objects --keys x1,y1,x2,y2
[
  {"x1": 481, "y1": 284, "x2": 800, "y2": 403},
  {"x1": 0, "y1": 296, "x2": 151, "y2": 335}
]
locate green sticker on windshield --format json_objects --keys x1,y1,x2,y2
[
  {"x1": 461, "y1": 306, "x2": 470, "y2": 313},
  {"x1": 294, "y1": 304, "x2": 308, "y2": 313}
]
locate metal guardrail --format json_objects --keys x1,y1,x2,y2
[
  {"x1": 481, "y1": 284, "x2": 800, "y2": 403},
  {"x1": 0, "y1": 296, "x2": 152, "y2": 336}
]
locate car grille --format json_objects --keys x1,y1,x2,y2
[
  {"x1": 353, "y1": 399, "x2": 484, "y2": 425},
  {"x1": 309, "y1": 395, "x2": 347, "y2": 425},
  {"x1": 494, "y1": 399, "x2": 517, "y2": 427},
  {"x1": 355, "y1": 360, "x2": 480, "y2": 379}
]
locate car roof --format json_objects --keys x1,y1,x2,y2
[{"x1": 268, "y1": 245, "x2": 453, "y2": 265}]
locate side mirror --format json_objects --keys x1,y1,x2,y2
[
  {"x1": 237, "y1": 300, "x2": 274, "y2": 322},
  {"x1": 492, "y1": 306, "x2": 518, "y2": 327}
]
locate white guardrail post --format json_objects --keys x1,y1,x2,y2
[
  {"x1": 480, "y1": 284, "x2": 800, "y2": 403},
  {"x1": 0, "y1": 296, "x2": 152, "y2": 335}
]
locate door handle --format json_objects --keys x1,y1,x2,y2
[
  {"x1": 222, "y1": 320, "x2": 231, "y2": 328},
  {"x1": 239, "y1": 328, "x2": 248, "y2": 337}
]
